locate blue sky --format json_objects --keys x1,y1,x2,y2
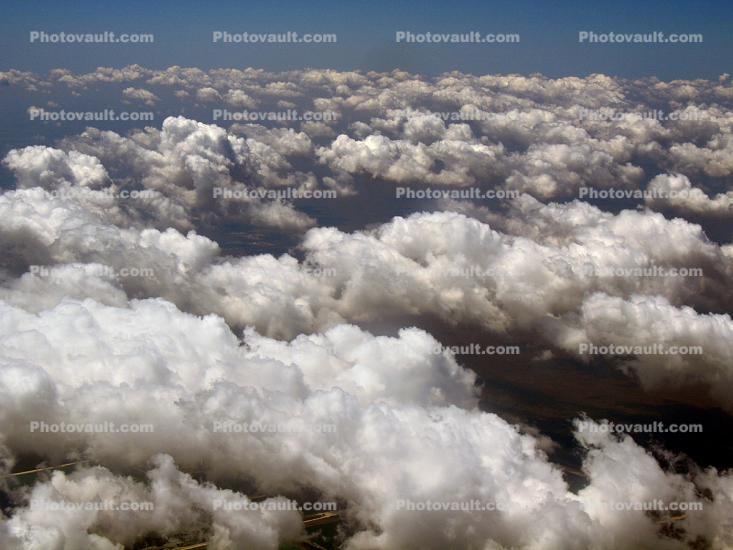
[{"x1": 1, "y1": 0, "x2": 731, "y2": 78}]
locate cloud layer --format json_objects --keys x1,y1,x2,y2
[{"x1": 1, "y1": 67, "x2": 732, "y2": 549}]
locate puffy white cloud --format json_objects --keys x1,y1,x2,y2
[
  {"x1": 0, "y1": 454, "x2": 302, "y2": 549},
  {"x1": 121, "y1": 87, "x2": 159, "y2": 106},
  {"x1": 504, "y1": 140, "x2": 644, "y2": 198},
  {"x1": 667, "y1": 136, "x2": 733, "y2": 178},
  {"x1": 552, "y1": 293, "x2": 733, "y2": 409},
  {"x1": 1, "y1": 185, "x2": 731, "y2": 407},
  {"x1": 0, "y1": 297, "x2": 731, "y2": 549},
  {"x1": 646, "y1": 173, "x2": 733, "y2": 218},
  {"x1": 4, "y1": 147, "x2": 109, "y2": 190},
  {"x1": 6, "y1": 66, "x2": 733, "y2": 203},
  {"x1": 225, "y1": 89, "x2": 258, "y2": 109},
  {"x1": 574, "y1": 419, "x2": 733, "y2": 550},
  {"x1": 3, "y1": 66, "x2": 733, "y2": 548},
  {"x1": 5, "y1": 117, "x2": 319, "y2": 232},
  {"x1": 317, "y1": 133, "x2": 504, "y2": 186},
  {"x1": 196, "y1": 86, "x2": 223, "y2": 103},
  {"x1": 5, "y1": 307, "x2": 733, "y2": 546}
]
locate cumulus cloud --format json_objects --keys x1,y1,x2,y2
[
  {"x1": 646, "y1": 173, "x2": 733, "y2": 218},
  {"x1": 5, "y1": 66, "x2": 733, "y2": 201},
  {"x1": 667, "y1": 135, "x2": 733, "y2": 178},
  {"x1": 317, "y1": 130, "x2": 505, "y2": 187},
  {"x1": 1, "y1": 183, "x2": 731, "y2": 407},
  {"x1": 121, "y1": 87, "x2": 159, "y2": 106},
  {"x1": 196, "y1": 86, "x2": 223, "y2": 103},
  {"x1": 0, "y1": 454, "x2": 302, "y2": 549},
  {"x1": 4, "y1": 117, "x2": 319, "y2": 232},
  {"x1": 4, "y1": 147, "x2": 109, "y2": 190},
  {"x1": 225, "y1": 89, "x2": 258, "y2": 109},
  {"x1": 551, "y1": 293, "x2": 733, "y2": 408},
  {"x1": 2, "y1": 66, "x2": 733, "y2": 548},
  {"x1": 0, "y1": 296, "x2": 731, "y2": 549}
]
